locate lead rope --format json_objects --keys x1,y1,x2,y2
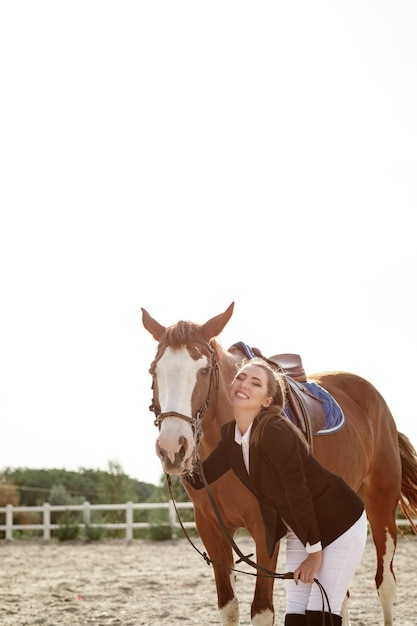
[
  {"x1": 167, "y1": 464, "x2": 334, "y2": 626},
  {"x1": 166, "y1": 473, "x2": 289, "y2": 580}
]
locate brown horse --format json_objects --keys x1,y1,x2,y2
[{"x1": 142, "y1": 302, "x2": 417, "y2": 626}]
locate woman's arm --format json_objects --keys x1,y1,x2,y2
[{"x1": 184, "y1": 436, "x2": 231, "y2": 490}]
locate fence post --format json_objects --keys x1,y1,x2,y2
[
  {"x1": 83, "y1": 501, "x2": 91, "y2": 540},
  {"x1": 43, "y1": 503, "x2": 51, "y2": 543},
  {"x1": 126, "y1": 501, "x2": 133, "y2": 545},
  {"x1": 168, "y1": 500, "x2": 177, "y2": 540},
  {"x1": 5, "y1": 504, "x2": 13, "y2": 542}
]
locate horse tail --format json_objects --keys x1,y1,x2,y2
[{"x1": 398, "y1": 431, "x2": 417, "y2": 532}]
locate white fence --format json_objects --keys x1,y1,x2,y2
[
  {"x1": 0, "y1": 501, "x2": 196, "y2": 543},
  {"x1": 0, "y1": 502, "x2": 414, "y2": 544}
]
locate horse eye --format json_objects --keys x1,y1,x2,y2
[{"x1": 199, "y1": 367, "x2": 210, "y2": 376}]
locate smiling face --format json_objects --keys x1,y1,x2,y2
[{"x1": 230, "y1": 364, "x2": 274, "y2": 414}]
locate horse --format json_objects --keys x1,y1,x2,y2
[{"x1": 141, "y1": 302, "x2": 417, "y2": 626}]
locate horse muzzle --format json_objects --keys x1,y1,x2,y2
[{"x1": 155, "y1": 436, "x2": 194, "y2": 475}]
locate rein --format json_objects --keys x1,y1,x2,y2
[
  {"x1": 165, "y1": 472, "x2": 291, "y2": 579},
  {"x1": 166, "y1": 462, "x2": 335, "y2": 626}
]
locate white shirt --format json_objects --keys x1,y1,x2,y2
[{"x1": 234, "y1": 422, "x2": 253, "y2": 474}]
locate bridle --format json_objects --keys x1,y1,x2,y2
[{"x1": 149, "y1": 338, "x2": 220, "y2": 445}]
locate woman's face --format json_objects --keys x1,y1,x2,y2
[{"x1": 230, "y1": 364, "x2": 273, "y2": 411}]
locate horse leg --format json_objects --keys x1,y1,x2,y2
[
  {"x1": 203, "y1": 536, "x2": 278, "y2": 626},
  {"x1": 212, "y1": 543, "x2": 240, "y2": 625},
  {"x1": 214, "y1": 561, "x2": 240, "y2": 626},
  {"x1": 195, "y1": 513, "x2": 241, "y2": 625},
  {"x1": 368, "y1": 520, "x2": 396, "y2": 626},
  {"x1": 250, "y1": 532, "x2": 279, "y2": 626},
  {"x1": 362, "y1": 485, "x2": 399, "y2": 626},
  {"x1": 195, "y1": 515, "x2": 278, "y2": 625},
  {"x1": 340, "y1": 593, "x2": 350, "y2": 626}
]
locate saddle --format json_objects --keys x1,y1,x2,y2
[{"x1": 230, "y1": 343, "x2": 326, "y2": 449}]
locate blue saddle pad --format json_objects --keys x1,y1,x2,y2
[{"x1": 301, "y1": 381, "x2": 345, "y2": 435}]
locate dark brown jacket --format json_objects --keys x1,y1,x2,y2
[{"x1": 187, "y1": 415, "x2": 364, "y2": 558}]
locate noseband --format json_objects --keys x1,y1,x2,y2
[{"x1": 149, "y1": 338, "x2": 219, "y2": 441}]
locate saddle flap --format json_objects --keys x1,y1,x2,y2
[{"x1": 285, "y1": 377, "x2": 326, "y2": 435}]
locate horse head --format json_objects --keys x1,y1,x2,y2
[{"x1": 142, "y1": 303, "x2": 235, "y2": 475}]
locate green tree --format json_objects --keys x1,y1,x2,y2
[
  {"x1": 98, "y1": 460, "x2": 136, "y2": 503},
  {"x1": 1, "y1": 465, "x2": 158, "y2": 507}
]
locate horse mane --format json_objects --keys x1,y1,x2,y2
[{"x1": 161, "y1": 321, "x2": 224, "y2": 360}]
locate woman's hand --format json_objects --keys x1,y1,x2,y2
[{"x1": 293, "y1": 551, "x2": 323, "y2": 584}]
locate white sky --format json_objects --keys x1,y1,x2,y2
[{"x1": 1, "y1": 2, "x2": 416, "y2": 487}]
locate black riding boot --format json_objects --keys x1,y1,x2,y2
[
  {"x1": 284, "y1": 614, "x2": 307, "y2": 625},
  {"x1": 306, "y1": 610, "x2": 342, "y2": 625}
]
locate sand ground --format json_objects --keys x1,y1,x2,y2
[{"x1": 1, "y1": 534, "x2": 416, "y2": 625}]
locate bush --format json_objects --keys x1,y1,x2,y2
[
  {"x1": 148, "y1": 524, "x2": 172, "y2": 541},
  {"x1": 55, "y1": 511, "x2": 80, "y2": 541},
  {"x1": 84, "y1": 524, "x2": 106, "y2": 542}
]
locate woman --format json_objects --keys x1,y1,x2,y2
[{"x1": 186, "y1": 358, "x2": 367, "y2": 626}]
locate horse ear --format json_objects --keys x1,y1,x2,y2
[
  {"x1": 141, "y1": 308, "x2": 166, "y2": 341},
  {"x1": 201, "y1": 302, "x2": 234, "y2": 341}
]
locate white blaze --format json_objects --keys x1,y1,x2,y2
[{"x1": 156, "y1": 346, "x2": 208, "y2": 466}]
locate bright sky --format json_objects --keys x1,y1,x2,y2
[{"x1": 1, "y1": 2, "x2": 416, "y2": 487}]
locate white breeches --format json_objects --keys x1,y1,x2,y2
[{"x1": 285, "y1": 510, "x2": 368, "y2": 616}]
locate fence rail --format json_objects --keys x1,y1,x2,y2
[
  {"x1": 0, "y1": 501, "x2": 195, "y2": 543},
  {"x1": 0, "y1": 502, "x2": 414, "y2": 544}
]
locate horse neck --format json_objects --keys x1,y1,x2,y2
[{"x1": 198, "y1": 349, "x2": 238, "y2": 459}]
